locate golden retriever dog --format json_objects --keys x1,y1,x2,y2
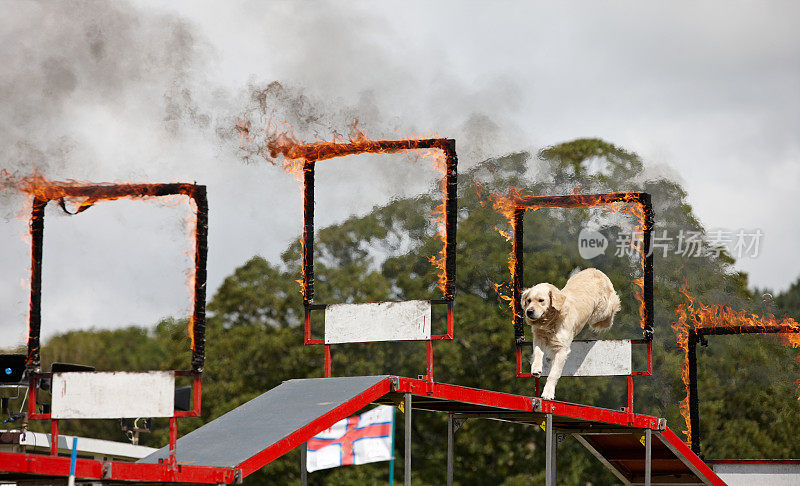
[{"x1": 521, "y1": 268, "x2": 621, "y2": 400}]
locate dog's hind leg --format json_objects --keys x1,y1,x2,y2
[
  {"x1": 591, "y1": 315, "x2": 614, "y2": 331},
  {"x1": 531, "y1": 339, "x2": 544, "y2": 376},
  {"x1": 541, "y1": 346, "x2": 570, "y2": 400}
]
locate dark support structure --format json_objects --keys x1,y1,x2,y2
[
  {"x1": 404, "y1": 392, "x2": 412, "y2": 486},
  {"x1": 446, "y1": 413, "x2": 454, "y2": 486},
  {"x1": 545, "y1": 413, "x2": 556, "y2": 486},
  {"x1": 645, "y1": 427, "x2": 652, "y2": 486},
  {"x1": 300, "y1": 443, "x2": 308, "y2": 486}
]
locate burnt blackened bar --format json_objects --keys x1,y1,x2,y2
[
  {"x1": 687, "y1": 329, "x2": 701, "y2": 456},
  {"x1": 191, "y1": 185, "x2": 208, "y2": 373},
  {"x1": 286, "y1": 138, "x2": 453, "y2": 163},
  {"x1": 512, "y1": 208, "x2": 525, "y2": 344},
  {"x1": 695, "y1": 325, "x2": 800, "y2": 336},
  {"x1": 641, "y1": 193, "x2": 655, "y2": 341},
  {"x1": 26, "y1": 197, "x2": 47, "y2": 372},
  {"x1": 302, "y1": 161, "x2": 315, "y2": 305},
  {"x1": 515, "y1": 192, "x2": 643, "y2": 208},
  {"x1": 444, "y1": 139, "x2": 458, "y2": 301}
]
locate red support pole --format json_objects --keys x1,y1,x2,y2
[
  {"x1": 28, "y1": 378, "x2": 37, "y2": 419},
  {"x1": 193, "y1": 374, "x2": 202, "y2": 416},
  {"x1": 627, "y1": 375, "x2": 634, "y2": 413},
  {"x1": 304, "y1": 308, "x2": 311, "y2": 345},
  {"x1": 324, "y1": 345, "x2": 331, "y2": 378},
  {"x1": 446, "y1": 303, "x2": 454, "y2": 338},
  {"x1": 534, "y1": 376, "x2": 541, "y2": 398},
  {"x1": 50, "y1": 419, "x2": 59, "y2": 456},
  {"x1": 425, "y1": 340, "x2": 434, "y2": 382},
  {"x1": 168, "y1": 417, "x2": 178, "y2": 470}
]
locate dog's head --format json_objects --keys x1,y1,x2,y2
[{"x1": 521, "y1": 283, "x2": 565, "y2": 327}]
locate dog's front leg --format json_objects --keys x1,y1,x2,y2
[
  {"x1": 530, "y1": 338, "x2": 544, "y2": 376},
  {"x1": 541, "y1": 346, "x2": 570, "y2": 400}
]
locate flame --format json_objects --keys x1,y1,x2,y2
[
  {"x1": 239, "y1": 120, "x2": 454, "y2": 298},
  {"x1": 1, "y1": 170, "x2": 203, "y2": 351},
  {"x1": 488, "y1": 189, "x2": 649, "y2": 325},
  {"x1": 672, "y1": 288, "x2": 800, "y2": 445}
]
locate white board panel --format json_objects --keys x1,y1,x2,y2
[
  {"x1": 540, "y1": 340, "x2": 631, "y2": 377},
  {"x1": 325, "y1": 300, "x2": 431, "y2": 344},
  {"x1": 51, "y1": 371, "x2": 174, "y2": 419},
  {"x1": 714, "y1": 463, "x2": 800, "y2": 486}
]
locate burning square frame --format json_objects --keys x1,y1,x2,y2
[
  {"x1": 508, "y1": 192, "x2": 654, "y2": 343},
  {"x1": 298, "y1": 138, "x2": 458, "y2": 349},
  {"x1": 24, "y1": 183, "x2": 209, "y2": 376},
  {"x1": 505, "y1": 192, "x2": 655, "y2": 401}
]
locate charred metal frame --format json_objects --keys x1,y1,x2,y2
[
  {"x1": 299, "y1": 139, "x2": 458, "y2": 380},
  {"x1": 686, "y1": 323, "x2": 800, "y2": 457},
  {"x1": 507, "y1": 192, "x2": 655, "y2": 406},
  {"x1": 23, "y1": 183, "x2": 208, "y2": 462}
]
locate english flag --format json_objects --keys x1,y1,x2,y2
[{"x1": 306, "y1": 405, "x2": 395, "y2": 473}]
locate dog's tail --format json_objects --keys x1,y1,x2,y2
[{"x1": 589, "y1": 292, "x2": 621, "y2": 332}]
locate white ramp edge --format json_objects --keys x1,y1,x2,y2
[
  {"x1": 539, "y1": 340, "x2": 632, "y2": 377},
  {"x1": 325, "y1": 300, "x2": 431, "y2": 344},
  {"x1": 51, "y1": 371, "x2": 174, "y2": 419}
]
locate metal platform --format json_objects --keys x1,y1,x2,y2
[{"x1": 0, "y1": 376, "x2": 724, "y2": 484}]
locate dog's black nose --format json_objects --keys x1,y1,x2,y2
[{"x1": 526, "y1": 309, "x2": 535, "y2": 319}]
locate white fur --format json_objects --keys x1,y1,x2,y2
[{"x1": 521, "y1": 268, "x2": 621, "y2": 400}]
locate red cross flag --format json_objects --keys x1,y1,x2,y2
[{"x1": 306, "y1": 405, "x2": 395, "y2": 473}]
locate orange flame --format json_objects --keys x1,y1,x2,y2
[
  {"x1": 672, "y1": 288, "x2": 800, "y2": 445},
  {"x1": 238, "y1": 119, "x2": 454, "y2": 297}
]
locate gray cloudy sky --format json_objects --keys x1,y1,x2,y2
[{"x1": 1, "y1": 0, "x2": 799, "y2": 345}]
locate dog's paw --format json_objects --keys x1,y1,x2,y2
[
  {"x1": 531, "y1": 371, "x2": 541, "y2": 378},
  {"x1": 541, "y1": 389, "x2": 555, "y2": 400}
]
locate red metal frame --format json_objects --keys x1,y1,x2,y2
[
  {"x1": 2, "y1": 375, "x2": 724, "y2": 484},
  {"x1": 657, "y1": 428, "x2": 727, "y2": 486},
  {"x1": 297, "y1": 139, "x2": 458, "y2": 380},
  {"x1": 0, "y1": 451, "x2": 239, "y2": 484},
  {"x1": 309, "y1": 302, "x2": 453, "y2": 380}
]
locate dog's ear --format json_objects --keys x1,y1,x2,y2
[
  {"x1": 549, "y1": 288, "x2": 566, "y2": 311},
  {"x1": 520, "y1": 288, "x2": 530, "y2": 305}
]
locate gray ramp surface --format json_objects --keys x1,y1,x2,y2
[{"x1": 139, "y1": 375, "x2": 390, "y2": 468}]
